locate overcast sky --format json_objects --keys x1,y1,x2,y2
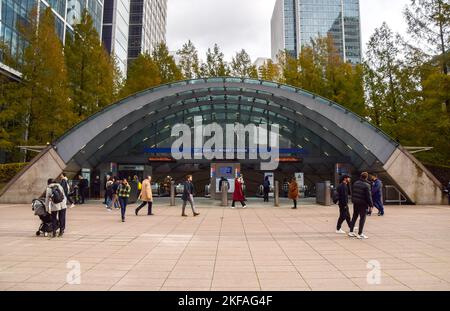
[{"x1": 167, "y1": 0, "x2": 410, "y2": 62}]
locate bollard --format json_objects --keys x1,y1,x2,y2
[
  {"x1": 274, "y1": 181, "x2": 280, "y2": 207},
  {"x1": 222, "y1": 183, "x2": 228, "y2": 207},
  {"x1": 170, "y1": 181, "x2": 175, "y2": 206}
]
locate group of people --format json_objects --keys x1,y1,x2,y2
[
  {"x1": 335, "y1": 172, "x2": 385, "y2": 240},
  {"x1": 261, "y1": 176, "x2": 301, "y2": 209}
]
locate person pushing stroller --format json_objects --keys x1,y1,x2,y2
[{"x1": 45, "y1": 179, "x2": 68, "y2": 238}]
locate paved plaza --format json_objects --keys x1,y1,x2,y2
[{"x1": 0, "y1": 198, "x2": 450, "y2": 291}]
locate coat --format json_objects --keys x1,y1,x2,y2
[
  {"x1": 352, "y1": 179, "x2": 373, "y2": 207},
  {"x1": 337, "y1": 183, "x2": 349, "y2": 207},
  {"x1": 288, "y1": 181, "x2": 299, "y2": 200},
  {"x1": 139, "y1": 178, "x2": 153, "y2": 202},
  {"x1": 233, "y1": 179, "x2": 245, "y2": 201},
  {"x1": 45, "y1": 183, "x2": 67, "y2": 212},
  {"x1": 182, "y1": 181, "x2": 195, "y2": 201}
]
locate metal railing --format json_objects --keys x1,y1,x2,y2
[{"x1": 384, "y1": 185, "x2": 408, "y2": 205}]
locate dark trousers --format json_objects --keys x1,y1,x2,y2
[
  {"x1": 119, "y1": 197, "x2": 128, "y2": 219},
  {"x1": 136, "y1": 201, "x2": 153, "y2": 215},
  {"x1": 373, "y1": 197, "x2": 384, "y2": 215},
  {"x1": 80, "y1": 188, "x2": 86, "y2": 204},
  {"x1": 232, "y1": 200, "x2": 245, "y2": 207},
  {"x1": 350, "y1": 204, "x2": 367, "y2": 235},
  {"x1": 51, "y1": 209, "x2": 66, "y2": 233},
  {"x1": 263, "y1": 190, "x2": 269, "y2": 202},
  {"x1": 293, "y1": 199, "x2": 297, "y2": 208},
  {"x1": 337, "y1": 205, "x2": 351, "y2": 230},
  {"x1": 64, "y1": 190, "x2": 73, "y2": 205}
]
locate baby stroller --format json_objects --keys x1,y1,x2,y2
[{"x1": 32, "y1": 199, "x2": 59, "y2": 237}]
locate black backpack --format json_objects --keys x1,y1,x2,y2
[
  {"x1": 332, "y1": 189, "x2": 340, "y2": 204},
  {"x1": 50, "y1": 186, "x2": 64, "y2": 204}
]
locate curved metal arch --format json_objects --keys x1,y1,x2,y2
[
  {"x1": 78, "y1": 106, "x2": 342, "y2": 168},
  {"x1": 55, "y1": 78, "x2": 398, "y2": 170},
  {"x1": 72, "y1": 99, "x2": 373, "y2": 169},
  {"x1": 101, "y1": 108, "x2": 346, "y2": 165}
]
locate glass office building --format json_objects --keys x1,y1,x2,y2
[
  {"x1": 102, "y1": 0, "x2": 129, "y2": 75},
  {"x1": 128, "y1": 0, "x2": 167, "y2": 64},
  {"x1": 271, "y1": 0, "x2": 362, "y2": 64},
  {"x1": 0, "y1": 0, "x2": 104, "y2": 76}
]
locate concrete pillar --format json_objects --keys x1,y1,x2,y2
[
  {"x1": 221, "y1": 183, "x2": 228, "y2": 207},
  {"x1": 274, "y1": 181, "x2": 280, "y2": 207},
  {"x1": 170, "y1": 181, "x2": 176, "y2": 206}
]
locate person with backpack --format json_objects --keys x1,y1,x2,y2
[
  {"x1": 348, "y1": 172, "x2": 374, "y2": 240},
  {"x1": 118, "y1": 178, "x2": 131, "y2": 222},
  {"x1": 45, "y1": 179, "x2": 67, "y2": 238},
  {"x1": 335, "y1": 175, "x2": 352, "y2": 234}
]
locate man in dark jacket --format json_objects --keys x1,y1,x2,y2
[
  {"x1": 336, "y1": 175, "x2": 352, "y2": 234},
  {"x1": 181, "y1": 175, "x2": 200, "y2": 217},
  {"x1": 78, "y1": 175, "x2": 89, "y2": 204},
  {"x1": 371, "y1": 174, "x2": 384, "y2": 216},
  {"x1": 349, "y1": 172, "x2": 374, "y2": 240}
]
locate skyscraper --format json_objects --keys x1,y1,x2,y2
[
  {"x1": 102, "y1": 0, "x2": 130, "y2": 75},
  {"x1": 271, "y1": 0, "x2": 362, "y2": 64},
  {"x1": 128, "y1": 0, "x2": 167, "y2": 64},
  {"x1": 0, "y1": 0, "x2": 104, "y2": 78}
]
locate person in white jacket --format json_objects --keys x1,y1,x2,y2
[{"x1": 45, "y1": 179, "x2": 67, "y2": 238}]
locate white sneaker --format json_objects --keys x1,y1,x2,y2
[
  {"x1": 348, "y1": 232, "x2": 357, "y2": 238},
  {"x1": 70, "y1": 204, "x2": 75, "y2": 209},
  {"x1": 357, "y1": 234, "x2": 369, "y2": 240},
  {"x1": 107, "y1": 208, "x2": 112, "y2": 212},
  {"x1": 336, "y1": 229, "x2": 346, "y2": 234},
  {"x1": 243, "y1": 205, "x2": 247, "y2": 209},
  {"x1": 231, "y1": 206, "x2": 235, "y2": 209}
]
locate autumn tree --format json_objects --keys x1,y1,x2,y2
[
  {"x1": 258, "y1": 59, "x2": 281, "y2": 81},
  {"x1": 152, "y1": 42, "x2": 183, "y2": 84},
  {"x1": 120, "y1": 53, "x2": 161, "y2": 98},
  {"x1": 201, "y1": 44, "x2": 230, "y2": 77},
  {"x1": 177, "y1": 40, "x2": 201, "y2": 79},
  {"x1": 65, "y1": 10, "x2": 119, "y2": 120},
  {"x1": 231, "y1": 49, "x2": 258, "y2": 78}
]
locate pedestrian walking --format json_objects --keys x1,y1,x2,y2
[
  {"x1": 336, "y1": 175, "x2": 352, "y2": 234},
  {"x1": 263, "y1": 176, "x2": 271, "y2": 202},
  {"x1": 45, "y1": 179, "x2": 67, "y2": 238},
  {"x1": 232, "y1": 176, "x2": 247, "y2": 208},
  {"x1": 111, "y1": 177, "x2": 120, "y2": 209},
  {"x1": 447, "y1": 182, "x2": 450, "y2": 205},
  {"x1": 105, "y1": 177, "x2": 114, "y2": 211},
  {"x1": 288, "y1": 177, "x2": 299, "y2": 209},
  {"x1": 371, "y1": 174, "x2": 385, "y2": 216},
  {"x1": 135, "y1": 176, "x2": 154, "y2": 216},
  {"x1": 181, "y1": 175, "x2": 200, "y2": 217},
  {"x1": 118, "y1": 178, "x2": 131, "y2": 222},
  {"x1": 349, "y1": 172, "x2": 374, "y2": 240}
]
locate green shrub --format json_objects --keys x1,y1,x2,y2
[{"x1": 0, "y1": 163, "x2": 29, "y2": 183}]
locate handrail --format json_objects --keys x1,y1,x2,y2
[{"x1": 385, "y1": 185, "x2": 408, "y2": 205}]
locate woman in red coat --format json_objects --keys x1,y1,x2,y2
[{"x1": 232, "y1": 176, "x2": 247, "y2": 209}]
